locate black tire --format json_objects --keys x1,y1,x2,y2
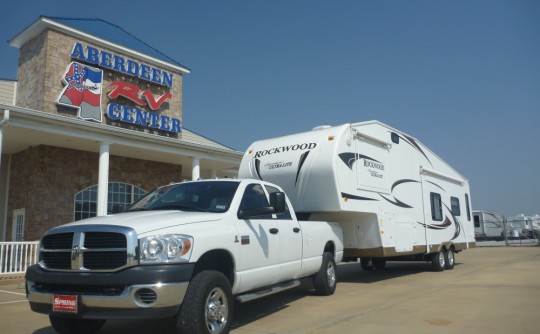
[
  {"x1": 176, "y1": 270, "x2": 233, "y2": 334},
  {"x1": 431, "y1": 250, "x2": 446, "y2": 272},
  {"x1": 313, "y1": 252, "x2": 337, "y2": 296},
  {"x1": 49, "y1": 316, "x2": 105, "y2": 334},
  {"x1": 360, "y1": 258, "x2": 374, "y2": 271},
  {"x1": 444, "y1": 248, "x2": 455, "y2": 270},
  {"x1": 372, "y1": 258, "x2": 386, "y2": 270}
]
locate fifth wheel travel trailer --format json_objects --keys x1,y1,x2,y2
[
  {"x1": 239, "y1": 121, "x2": 476, "y2": 271},
  {"x1": 473, "y1": 210, "x2": 504, "y2": 240}
]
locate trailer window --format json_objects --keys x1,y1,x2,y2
[
  {"x1": 474, "y1": 215, "x2": 480, "y2": 228},
  {"x1": 391, "y1": 132, "x2": 399, "y2": 144},
  {"x1": 430, "y1": 192, "x2": 443, "y2": 221},
  {"x1": 451, "y1": 197, "x2": 461, "y2": 216},
  {"x1": 465, "y1": 193, "x2": 471, "y2": 221}
]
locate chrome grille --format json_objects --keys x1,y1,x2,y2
[{"x1": 39, "y1": 225, "x2": 138, "y2": 272}]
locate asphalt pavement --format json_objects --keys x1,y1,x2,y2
[{"x1": 1, "y1": 246, "x2": 539, "y2": 333}]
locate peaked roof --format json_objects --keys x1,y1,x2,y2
[{"x1": 9, "y1": 16, "x2": 190, "y2": 74}]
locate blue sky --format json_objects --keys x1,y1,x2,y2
[{"x1": 0, "y1": 0, "x2": 538, "y2": 217}]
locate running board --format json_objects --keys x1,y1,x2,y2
[{"x1": 235, "y1": 279, "x2": 301, "y2": 303}]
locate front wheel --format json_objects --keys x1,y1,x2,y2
[
  {"x1": 313, "y1": 252, "x2": 337, "y2": 295},
  {"x1": 176, "y1": 270, "x2": 233, "y2": 334},
  {"x1": 49, "y1": 316, "x2": 105, "y2": 334}
]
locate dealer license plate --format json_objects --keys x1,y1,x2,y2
[{"x1": 52, "y1": 294, "x2": 78, "y2": 314}]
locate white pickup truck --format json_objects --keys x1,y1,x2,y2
[{"x1": 25, "y1": 179, "x2": 344, "y2": 334}]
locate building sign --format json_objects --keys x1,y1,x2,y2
[
  {"x1": 108, "y1": 81, "x2": 172, "y2": 110},
  {"x1": 57, "y1": 62, "x2": 104, "y2": 122},
  {"x1": 70, "y1": 42, "x2": 173, "y2": 87},
  {"x1": 56, "y1": 42, "x2": 182, "y2": 134}
]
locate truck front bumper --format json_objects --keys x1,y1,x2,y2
[{"x1": 25, "y1": 263, "x2": 195, "y2": 319}]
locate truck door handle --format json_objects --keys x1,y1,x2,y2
[
  {"x1": 293, "y1": 228, "x2": 300, "y2": 233},
  {"x1": 269, "y1": 228, "x2": 279, "y2": 234}
]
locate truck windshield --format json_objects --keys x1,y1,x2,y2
[{"x1": 127, "y1": 181, "x2": 240, "y2": 213}]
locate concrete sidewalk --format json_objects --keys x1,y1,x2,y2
[{"x1": 1, "y1": 246, "x2": 539, "y2": 333}]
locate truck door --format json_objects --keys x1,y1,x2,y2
[
  {"x1": 265, "y1": 184, "x2": 303, "y2": 281},
  {"x1": 235, "y1": 183, "x2": 281, "y2": 289}
]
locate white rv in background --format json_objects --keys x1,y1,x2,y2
[
  {"x1": 506, "y1": 214, "x2": 540, "y2": 239},
  {"x1": 239, "y1": 121, "x2": 476, "y2": 271},
  {"x1": 473, "y1": 210, "x2": 504, "y2": 240}
]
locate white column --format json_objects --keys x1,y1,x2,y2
[
  {"x1": 97, "y1": 142, "x2": 111, "y2": 216},
  {"x1": 210, "y1": 169, "x2": 217, "y2": 179},
  {"x1": 192, "y1": 158, "x2": 200, "y2": 181}
]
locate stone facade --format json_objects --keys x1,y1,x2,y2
[
  {"x1": 16, "y1": 29, "x2": 184, "y2": 137},
  {"x1": 6, "y1": 145, "x2": 182, "y2": 241}
]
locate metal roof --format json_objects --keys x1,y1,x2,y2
[{"x1": 10, "y1": 16, "x2": 190, "y2": 74}]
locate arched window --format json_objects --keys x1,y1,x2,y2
[{"x1": 74, "y1": 182, "x2": 147, "y2": 221}]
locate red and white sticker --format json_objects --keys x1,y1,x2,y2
[{"x1": 52, "y1": 295, "x2": 78, "y2": 313}]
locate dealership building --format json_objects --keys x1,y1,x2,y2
[{"x1": 0, "y1": 16, "x2": 243, "y2": 242}]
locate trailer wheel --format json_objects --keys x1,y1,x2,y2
[
  {"x1": 313, "y1": 252, "x2": 337, "y2": 296},
  {"x1": 49, "y1": 316, "x2": 105, "y2": 334},
  {"x1": 176, "y1": 270, "x2": 233, "y2": 334},
  {"x1": 372, "y1": 258, "x2": 386, "y2": 270},
  {"x1": 431, "y1": 250, "x2": 446, "y2": 272},
  {"x1": 444, "y1": 248, "x2": 455, "y2": 270},
  {"x1": 360, "y1": 258, "x2": 374, "y2": 271}
]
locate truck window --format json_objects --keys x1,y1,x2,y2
[
  {"x1": 239, "y1": 184, "x2": 272, "y2": 219},
  {"x1": 265, "y1": 185, "x2": 292, "y2": 220},
  {"x1": 127, "y1": 181, "x2": 239, "y2": 213},
  {"x1": 450, "y1": 197, "x2": 461, "y2": 216},
  {"x1": 430, "y1": 192, "x2": 443, "y2": 221}
]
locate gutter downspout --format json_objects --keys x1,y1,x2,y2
[
  {"x1": 0, "y1": 109, "x2": 9, "y2": 128},
  {"x1": 0, "y1": 109, "x2": 10, "y2": 168},
  {"x1": 0, "y1": 109, "x2": 10, "y2": 241}
]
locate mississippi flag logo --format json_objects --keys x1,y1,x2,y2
[{"x1": 57, "y1": 62, "x2": 103, "y2": 122}]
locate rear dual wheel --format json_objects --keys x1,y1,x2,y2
[
  {"x1": 431, "y1": 250, "x2": 446, "y2": 271},
  {"x1": 444, "y1": 248, "x2": 455, "y2": 270},
  {"x1": 431, "y1": 248, "x2": 455, "y2": 271}
]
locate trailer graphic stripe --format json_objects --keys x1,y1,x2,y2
[
  {"x1": 341, "y1": 192, "x2": 378, "y2": 201},
  {"x1": 396, "y1": 133, "x2": 432, "y2": 166},
  {"x1": 391, "y1": 179, "x2": 419, "y2": 191},
  {"x1": 254, "y1": 159, "x2": 263, "y2": 180},
  {"x1": 417, "y1": 217, "x2": 451, "y2": 230},
  {"x1": 296, "y1": 151, "x2": 310, "y2": 186},
  {"x1": 426, "y1": 180, "x2": 445, "y2": 191},
  {"x1": 444, "y1": 204, "x2": 462, "y2": 240},
  {"x1": 379, "y1": 194, "x2": 413, "y2": 208}
]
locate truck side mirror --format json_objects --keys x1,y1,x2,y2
[{"x1": 270, "y1": 192, "x2": 286, "y2": 214}]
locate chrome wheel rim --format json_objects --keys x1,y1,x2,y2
[
  {"x1": 438, "y1": 251, "x2": 445, "y2": 268},
  {"x1": 205, "y1": 286, "x2": 228, "y2": 333},
  {"x1": 327, "y1": 261, "x2": 336, "y2": 288},
  {"x1": 447, "y1": 250, "x2": 454, "y2": 266}
]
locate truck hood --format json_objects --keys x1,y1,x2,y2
[{"x1": 56, "y1": 210, "x2": 223, "y2": 235}]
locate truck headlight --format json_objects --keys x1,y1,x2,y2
[{"x1": 139, "y1": 235, "x2": 193, "y2": 264}]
